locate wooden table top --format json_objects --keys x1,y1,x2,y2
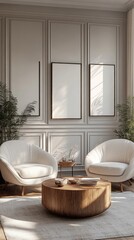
[{"x1": 42, "y1": 178, "x2": 111, "y2": 191}]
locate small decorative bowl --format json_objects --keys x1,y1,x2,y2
[
  {"x1": 55, "y1": 178, "x2": 68, "y2": 187},
  {"x1": 68, "y1": 178, "x2": 79, "y2": 184}
]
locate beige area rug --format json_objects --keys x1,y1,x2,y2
[{"x1": 0, "y1": 190, "x2": 134, "y2": 240}]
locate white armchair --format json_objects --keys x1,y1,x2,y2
[
  {"x1": 0, "y1": 140, "x2": 58, "y2": 194},
  {"x1": 85, "y1": 139, "x2": 134, "y2": 191}
]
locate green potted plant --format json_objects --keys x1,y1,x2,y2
[
  {"x1": 0, "y1": 81, "x2": 36, "y2": 145},
  {"x1": 114, "y1": 97, "x2": 134, "y2": 141}
]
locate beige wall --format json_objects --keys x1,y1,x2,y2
[{"x1": 0, "y1": 4, "x2": 127, "y2": 172}]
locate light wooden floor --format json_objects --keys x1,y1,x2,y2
[{"x1": 0, "y1": 183, "x2": 134, "y2": 240}]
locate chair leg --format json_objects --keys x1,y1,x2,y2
[
  {"x1": 128, "y1": 179, "x2": 132, "y2": 185},
  {"x1": 120, "y1": 183, "x2": 123, "y2": 192},
  {"x1": 21, "y1": 186, "x2": 25, "y2": 196},
  {"x1": 120, "y1": 180, "x2": 132, "y2": 192}
]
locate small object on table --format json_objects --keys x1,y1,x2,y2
[
  {"x1": 67, "y1": 177, "x2": 79, "y2": 184},
  {"x1": 55, "y1": 178, "x2": 68, "y2": 187},
  {"x1": 77, "y1": 177, "x2": 100, "y2": 185}
]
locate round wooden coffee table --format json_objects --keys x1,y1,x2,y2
[{"x1": 42, "y1": 179, "x2": 111, "y2": 218}]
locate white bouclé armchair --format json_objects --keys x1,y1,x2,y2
[
  {"x1": 85, "y1": 139, "x2": 134, "y2": 191},
  {"x1": 0, "y1": 140, "x2": 58, "y2": 194}
]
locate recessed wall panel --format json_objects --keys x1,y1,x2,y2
[
  {"x1": 9, "y1": 19, "x2": 42, "y2": 115},
  {"x1": 87, "y1": 133, "x2": 116, "y2": 152},
  {"x1": 50, "y1": 22, "x2": 81, "y2": 62},
  {"x1": 89, "y1": 25, "x2": 117, "y2": 64},
  {"x1": 20, "y1": 133, "x2": 43, "y2": 148},
  {"x1": 48, "y1": 132, "x2": 84, "y2": 165}
]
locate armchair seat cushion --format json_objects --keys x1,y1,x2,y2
[
  {"x1": 14, "y1": 164, "x2": 53, "y2": 179},
  {"x1": 89, "y1": 162, "x2": 128, "y2": 176}
]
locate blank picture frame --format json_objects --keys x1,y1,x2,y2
[
  {"x1": 89, "y1": 64, "x2": 115, "y2": 116},
  {"x1": 51, "y1": 62, "x2": 82, "y2": 119}
]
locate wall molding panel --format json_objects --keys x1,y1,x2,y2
[
  {"x1": 20, "y1": 132, "x2": 45, "y2": 149},
  {"x1": 48, "y1": 131, "x2": 85, "y2": 165},
  {"x1": 49, "y1": 21, "x2": 82, "y2": 62},
  {"x1": 48, "y1": 20, "x2": 86, "y2": 125},
  {"x1": 127, "y1": 9, "x2": 134, "y2": 97},
  {"x1": 6, "y1": 17, "x2": 47, "y2": 123},
  {"x1": 87, "y1": 132, "x2": 116, "y2": 153}
]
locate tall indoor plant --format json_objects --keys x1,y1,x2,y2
[
  {"x1": 0, "y1": 81, "x2": 36, "y2": 145},
  {"x1": 114, "y1": 97, "x2": 134, "y2": 141}
]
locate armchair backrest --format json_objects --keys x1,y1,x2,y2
[
  {"x1": 0, "y1": 140, "x2": 33, "y2": 165},
  {"x1": 97, "y1": 139, "x2": 134, "y2": 164}
]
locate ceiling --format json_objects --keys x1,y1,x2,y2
[{"x1": 0, "y1": 0, "x2": 134, "y2": 11}]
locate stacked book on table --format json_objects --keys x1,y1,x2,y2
[{"x1": 77, "y1": 177, "x2": 100, "y2": 185}]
